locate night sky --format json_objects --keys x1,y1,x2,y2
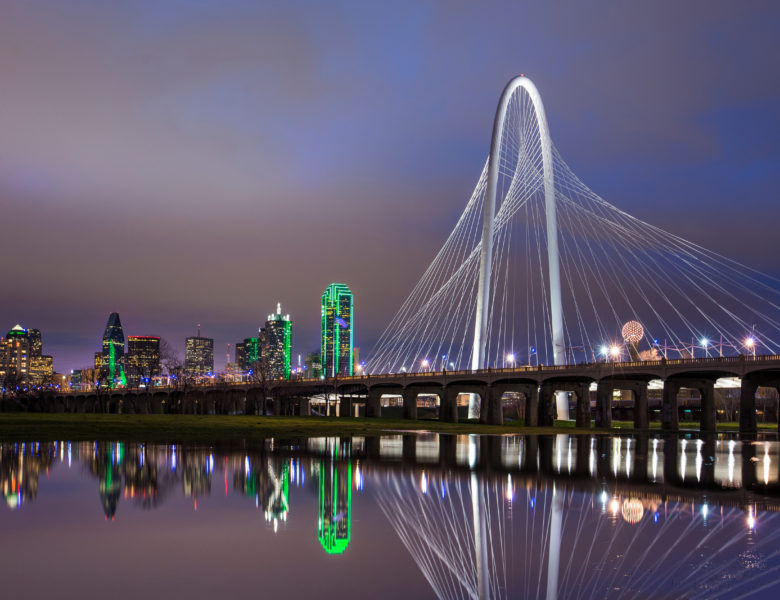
[{"x1": 1, "y1": 0, "x2": 779, "y2": 373}]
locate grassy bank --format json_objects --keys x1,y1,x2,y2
[{"x1": 0, "y1": 414, "x2": 775, "y2": 442}]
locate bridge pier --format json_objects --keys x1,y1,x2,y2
[
  {"x1": 366, "y1": 390, "x2": 382, "y2": 418},
  {"x1": 573, "y1": 384, "x2": 590, "y2": 428},
  {"x1": 487, "y1": 387, "x2": 503, "y2": 425},
  {"x1": 661, "y1": 381, "x2": 680, "y2": 430},
  {"x1": 699, "y1": 380, "x2": 716, "y2": 432},
  {"x1": 299, "y1": 396, "x2": 311, "y2": 416},
  {"x1": 538, "y1": 385, "x2": 556, "y2": 427},
  {"x1": 524, "y1": 386, "x2": 539, "y2": 427},
  {"x1": 739, "y1": 378, "x2": 758, "y2": 435},
  {"x1": 339, "y1": 395, "x2": 353, "y2": 418},
  {"x1": 634, "y1": 384, "x2": 649, "y2": 430},
  {"x1": 441, "y1": 388, "x2": 459, "y2": 423},
  {"x1": 402, "y1": 389, "x2": 418, "y2": 420},
  {"x1": 595, "y1": 382, "x2": 612, "y2": 428}
]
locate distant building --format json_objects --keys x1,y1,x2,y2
[
  {"x1": 305, "y1": 352, "x2": 322, "y2": 379},
  {"x1": 261, "y1": 303, "x2": 291, "y2": 379},
  {"x1": 126, "y1": 336, "x2": 161, "y2": 386},
  {"x1": 0, "y1": 324, "x2": 54, "y2": 387},
  {"x1": 236, "y1": 336, "x2": 262, "y2": 372},
  {"x1": 101, "y1": 312, "x2": 125, "y2": 386},
  {"x1": 185, "y1": 332, "x2": 214, "y2": 376},
  {"x1": 321, "y1": 283, "x2": 354, "y2": 377}
]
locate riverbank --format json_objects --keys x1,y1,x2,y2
[{"x1": 0, "y1": 414, "x2": 776, "y2": 442}]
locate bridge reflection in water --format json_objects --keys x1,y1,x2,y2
[{"x1": 2, "y1": 434, "x2": 779, "y2": 598}]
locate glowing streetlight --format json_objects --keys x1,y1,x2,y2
[
  {"x1": 745, "y1": 336, "x2": 756, "y2": 356},
  {"x1": 421, "y1": 359, "x2": 429, "y2": 371},
  {"x1": 610, "y1": 345, "x2": 621, "y2": 360},
  {"x1": 506, "y1": 353, "x2": 516, "y2": 367},
  {"x1": 600, "y1": 345, "x2": 609, "y2": 358},
  {"x1": 700, "y1": 338, "x2": 709, "y2": 357}
]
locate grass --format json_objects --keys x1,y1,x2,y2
[{"x1": 0, "y1": 413, "x2": 775, "y2": 442}]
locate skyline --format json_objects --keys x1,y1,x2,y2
[{"x1": 2, "y1": 1, "x2": 780, "y2": 373}]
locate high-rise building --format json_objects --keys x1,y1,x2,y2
[
  {"x1": 101, "y1": 312, "x2": 125, "y2": 386},
  {"x1": 126, "y1": 336, "x2": 161, "y2": 386},
  {"x1": 185, "y1": 331, "x2": 214, "y2": 376},
  {"x1": 0, "y1": 325, "x2": 54, "y2": 387},
  {"x1": 321, "y1": 283, "x2": 354, "y2": 377},
  {"x1": 236, "y1": 336, "x2": 262, "y2": 372},
  {"x1": 261, "y1": 303, "x2": 291, "y2": 379}
]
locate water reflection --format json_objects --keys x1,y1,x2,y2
[{"x1": 2, "y1": 434, "x2": 779, "y2": 598}]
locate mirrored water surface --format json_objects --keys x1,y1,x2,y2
[{"x1": 2, "y1": 433, "x2": 779, "y2": 599}]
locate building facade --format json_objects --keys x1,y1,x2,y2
[
  {"x1": 0, "y1": 324, "x2": 54, "y2": 387},
  {"x1": 101, "y1": 312, "x2": 125, "y2": 386},
  {"x1": 236, "y1": 336, "x2": 262, "y2": 372},
  {"x1": 126, "y1": 336, "x2": 161, "y2": 386},
  {"x1": 185, "y1": 334, "x2": 214, "y2": 376},
  {"x1": 321, "y1": 283, "x2": 354, "y2": 377},
  {"x1": 261, "y1": 304, "x2": 291, "y2": 379}
]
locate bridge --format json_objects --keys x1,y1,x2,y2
[{"x1": 6, "y1": 75, "x2": 780, "y2": 434}]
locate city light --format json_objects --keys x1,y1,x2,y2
[
  {"x1": 600, "y1": 345, "x2": 609, "y2": 357},
  {"x1": 506, "y1": 353, "x2": 516, "y2": 365},
  {"x1": 610, "y1": 345, "x2": 620, "y2": 358}
]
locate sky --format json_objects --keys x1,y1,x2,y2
[{"x1": 1, "y1": 0, "x2": 779, "y2": 373}]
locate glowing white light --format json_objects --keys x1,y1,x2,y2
[
  {"x1": 600, "y1": 345, "x2": 609, "y2": 357},
  {"x1": 700, "y1": 338, "x2": 709, "y2": 348},
  {"x1": 745, "y1": 337, "x2": 755, "y2": 348},
  {"x1": 420, "y1": 471, "x2": 428, "y2": 495},
  {"x1": 610, "y1": 345, "x2": 620, "y2": 358},
  {"x1": 702, "y1": 503, "x2": 709, "y2": 519}
]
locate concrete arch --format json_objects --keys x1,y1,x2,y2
[{"x1": 472, "y1": 75, "x2": 564, "y2": 419}]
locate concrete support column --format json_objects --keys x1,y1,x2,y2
[
  {"x1": 595, "y1": 382, "x2": 612, "y2": 428},
  {"x1": 271, "y1": 396, "x2": 281, "y2": 416},
  {"x1": 574, "y1": 385, "x2": 590, "y2": 428},
  {"x1": 739, "y1": 377, "x2": 758, "y2": 435},
  {"x1": 441, "y1": 388, "x2": 459, "y2": 423},
  {"x1": 521, "y1": 387, "x2": 538, "y2": 427},
  {"x1": 366, "y1": 390, "x2": 382, "y2": 418},
  {"x1": 486, "y1": 387, "x2": 503, "y2": 425},
  {"x1": 539, "y1": 385, "x2": 556, "y2": 427},
  {"x1": 699, "y1": 380, "x2": 716, "y2": 432},
  {"x1": 632, "y1": 384, "x2": 648, "y2": 430},
  {"x1": 479, "y1": 388, "x2": 490, "y2": 424},
  {"x1": 661, "y1": 381, "x2": 680, "y2": 430},
  {"x1": 402, "y1": 389, "x2": 418, "y2": 420},
  {"x1": 339, "y1": 395, "x2": 353, "y2": 418},
  {"x1": 299, "y1": 397, "x2": 311, "y2": 416}
]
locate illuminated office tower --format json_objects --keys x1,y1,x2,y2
[
  {"x1": 0, "y1": 325, "x2": 54, "y2": 387},
  {"x1": 126, "y1": 336, "x2": 161, "y2": 386},
  {"x1": 261, "y1": 304, "x2": 291, "y2": 379},
  {"x1": 321, "y1": 283, "x2": 354, "y2": 377},
  {"x1": 236, "y1": 336, "x2": 262, "y2": 372},
  {"x1": 185, "y1": 330, "x2": 214, "y2": 376},
  {"x1": 101, "y1": 312, "x2": 125, "y2": 386}
]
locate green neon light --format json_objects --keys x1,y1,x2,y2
[
  {"x1": 317, "y1": 459, "x2": 352, "y2": 554},
  {"x1": 283, "y1": 320, "x2": 291, "y2": 379},
  {"x1": 109, "y1": 342, "x2": 116, "y2": 389}
]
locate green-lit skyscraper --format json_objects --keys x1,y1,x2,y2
[
  {"x1": 262, "y1": 303, "x2": 291, "y2": 379},
  {"x1": 321, "y1": 283, "x2": 353, "y2": 377},
  {"x1": 101, "y1": 312, "x2": 125, "y2": 387}
]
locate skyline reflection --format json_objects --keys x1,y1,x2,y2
[{"x1": 1, "y1": 433, "x2": 779, "y2": 598}]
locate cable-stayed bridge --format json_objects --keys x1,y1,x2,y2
[{"x1": 25, "y1": 76, "x2": 780, "y2": 432}]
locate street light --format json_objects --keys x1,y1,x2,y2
[
  {"x1": 745, "y1": 336, "x2": 756, "y2": 357},
  {"x1": 700, "y1": 338, "x2": 709, "y2": 358},
  {"x1": 600, "y1": 345, "x2": 609, "y2": 359},
  {"x1": 610, "y1": 345, "x2": 621, "y2": 360},
  {"x1": 506, "y1": 353, "x2": 516, "y2": 367},
  {"x1": 421, "y1": 359, "x2": 429, "y2": 372}
]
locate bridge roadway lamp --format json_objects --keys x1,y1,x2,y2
[
  {"x1": 745, "y1": 336, "x2": 756, "y2": 356},
  {"x1": 610, "y1": 345, "x2": 621, "y2": 360},
  {"x1": 506, "y1": 353, "x2": 516, "y2": 367}
]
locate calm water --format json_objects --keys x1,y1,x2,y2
[{"x1": 2, "y1": 433, "x2": 780, "y2": 599}]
